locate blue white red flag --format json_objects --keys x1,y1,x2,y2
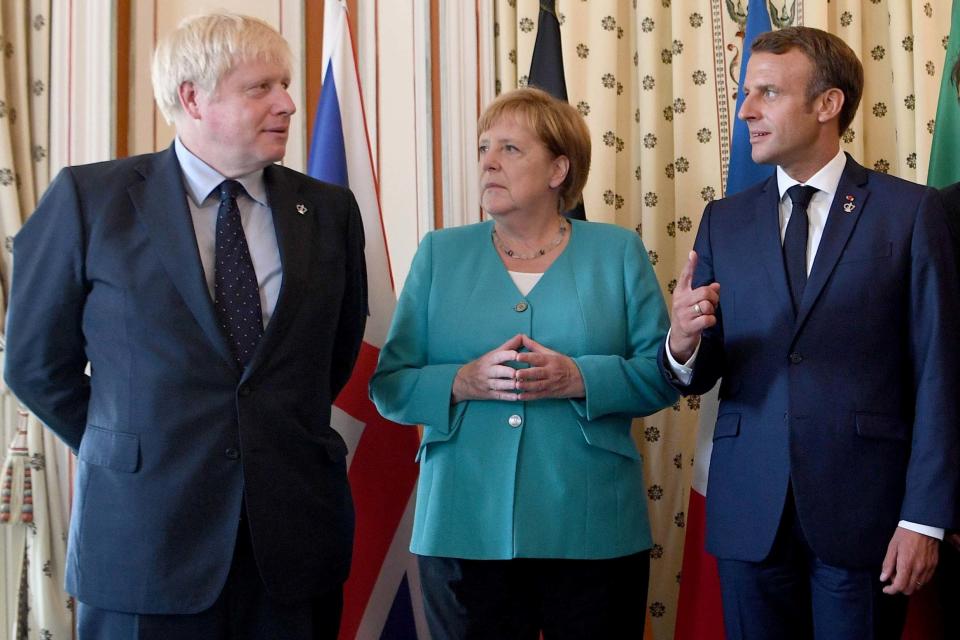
[
  {"x1": 308, "y1": 2, "x2": 424, "y2": 638},
  {"x1": 675, "y1": 3, "x2": 771, "y2": 638},
  {"x1": 725, "y1": 0, "x2": 774, "y2": 198}
]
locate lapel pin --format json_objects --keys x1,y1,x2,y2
[
  {"x1": 296, "y1": 203, "x2": 308, "y2": 215},
  {"x1": 842, "y1": 195, "x2": 856, "y2": 213}
]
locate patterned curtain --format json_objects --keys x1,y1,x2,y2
[
  {"x1": 0, "y1": 1, "x2": 73, "y2": 639},
  {"x1": 492, "y1": 1, "x2": 952, "y2": 638}
]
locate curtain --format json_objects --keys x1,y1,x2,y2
[
  {"x1": 0, "y1": 1, "x2": 73, "y2": 638},
  {"x1": 492, "y1": 1, "x2": 952, "y2": 637}
]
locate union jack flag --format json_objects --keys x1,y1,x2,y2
[{"x1": 308, "y1": 2, "x2": 425, "y2": 637}]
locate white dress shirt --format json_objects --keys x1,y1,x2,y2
[
  {"x1": 665, "y1": 149, "x2": 941, "y2": 540},
  {"x1": 174, "y1": 138, "x2": 283, "y2": 328}
]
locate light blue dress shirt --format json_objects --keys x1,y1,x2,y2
[{"x1": 174, "y1": 137, "x2": 282, "y2": 328}]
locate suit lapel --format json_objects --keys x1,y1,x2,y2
[
  {"x1": 243, "y1": 165, "x2": 314, "y2": 377},
  {"x1": 793, "y1": 156, "x2": 869, "y2": 335},
  {"x1": 128, "y1": 146, "x2": 237, "y2": 369},
  {"x1": 753, "y1": 176, "x2": 795, "y2": 314}
]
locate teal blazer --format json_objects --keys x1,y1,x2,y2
[{"x1": 370, "y1": 219, "x2": 677, "y2": 559}]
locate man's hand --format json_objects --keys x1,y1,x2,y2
[
  {"x1": 947, "y1": 531, "x2": 960, "y2": 553},
  {"x1": 669, "y1": 250, "x2": 721, "y2": 362},
  {"x1": 879, "y1": 526, "x2": 939, "y2": 595},
  {"x1": 451, "y1": 334, "x2": 523, "y2": 403},
  {"x1": 513, "y1": 335, "x2": 585, "y2": 401}
]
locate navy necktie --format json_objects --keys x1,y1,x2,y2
[
  {"x1": 214, "y1": 180, "x2": 264, "y2": 367},
  {"x1": 783, "y1": 184, "x2": 818, "y2": 313}
]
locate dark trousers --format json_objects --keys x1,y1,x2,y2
[
  {"x1": 937, "y1": 539, "x2": 960, "y2": 639},
  {"x1": 417, "y1": 551, "x2": 650, "y2": 640},
  {"x1": 77, "y1": 517, "x2": 343, "y2": 640},
  {"x1": 717, "y1": 491, "x2": 908, "y2": 640}
]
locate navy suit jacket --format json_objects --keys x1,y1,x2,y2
[
  {"x1": 942, "y1": 182, "x2": 960, "y2": 261},
  {"x1": 4, "y1": 145, "x2": 367, "y2": 613},
  {"x1": 661, "y1": 156, "x2": 960, "y2": 569}
]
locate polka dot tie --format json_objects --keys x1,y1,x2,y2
[{"x1": 214, "y1": 180, "x2": 264, "y2": 368}]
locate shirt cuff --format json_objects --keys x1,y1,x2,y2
[
  {"x1": 898, "y1": 520, "x2": 944, "y2": 540},
  {"x1": 664, "y1": 328, "x2": 700, "y2": 386}
]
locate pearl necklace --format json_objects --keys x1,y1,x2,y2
[{"x1": 492, "y1": 217, "x2": 568, "y2": 260}]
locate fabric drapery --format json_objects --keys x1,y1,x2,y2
[
  {"x1": 493, "y1": 1, "x2": 953, "y2": 637},
  {"x1": 0, "y1": 1, "x2": 72, "y2": 639}
]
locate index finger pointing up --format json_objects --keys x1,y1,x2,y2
[{"x1": 678, "y1": 250, "x2": 698, "y2": 292}]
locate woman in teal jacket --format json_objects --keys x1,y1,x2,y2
[{"x1": 370, "y1": 88, "x2": 677, "y2": 639}]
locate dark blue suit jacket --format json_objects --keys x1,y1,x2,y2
[
  {"x1": 942, "y1": 182, "x2": 960, "y2": 261},
  {"x1": 661, "y1": 156, "x2": 960, "y2": 569},
  {"x1": 4, "y1": 145, "x2": 367, "y2": 613}
]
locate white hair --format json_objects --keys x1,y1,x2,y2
[{"x1": 151, "y1": 12, "x2": 292, "y2": 124}]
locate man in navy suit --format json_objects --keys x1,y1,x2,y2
[
  {"x1": 4, "y1": 13, "x2": 366, "y2": 639},
  {"x1": 937, "y1": 52, "x2": 960, "y2": 640},
  {"x1": 661, "y1": 27, "x2": 959, "y2": 639}
]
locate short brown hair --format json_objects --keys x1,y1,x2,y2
[
  {"x1": 477, "y1": 87, "x2": 591, "y2": 211},
  {"x1": 751, "y1": 26, "x2": 864, "y2": 136}
]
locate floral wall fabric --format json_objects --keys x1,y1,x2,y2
[
  {"x1": 0, "y1": 1, "x2": 72, "y2": 638},
  {"x1": 492, "y1": 1, "x2": 952, "y2": 637}
]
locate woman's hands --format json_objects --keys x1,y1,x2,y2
[
  {"x1": 451, "y1": 335, "x2": 524, "y2": 403},
  {"x1": 513, "y1": 335, "x2": 585, "y2": 400},
  {"x1": 451, "y1": 334, "x2": 584, "y2": 403}
]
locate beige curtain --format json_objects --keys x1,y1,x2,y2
[
  {"x1": 0, "y1": 1, "x2": 73, "y2": 639},
  {"x1": 493, "y1": 1, "x2": 952, "y2": 638}
]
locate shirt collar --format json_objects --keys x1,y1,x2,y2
[
  {"x1": 174, "y1": 137, "x2": 269, "y2": 208},
  {"x1": 776, "y1": 148, "x2": 847, "y2": 203}
]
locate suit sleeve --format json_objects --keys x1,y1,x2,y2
[
  {"x1": 570, "y1": 233, "x2": 678, "y2": 419},
  {"x1": 658, "y1": 201, "x2": 726, "y2": 396},
  {"x1": 329, "y1": 191, "x2": 368, "y2": 401},
  {"x1": 900, "y1": 188, "x2": 960, "y2": 528},
  {"x1": 4, "y1": 168, "x2": 90, "y2": 451},
  {"x1": 369, "y1": 233, "x2": 464, "y2": 434}
]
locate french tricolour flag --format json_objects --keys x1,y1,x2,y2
[{"x1": 308, "y1": 2, "x2": 425, "y2": 638}]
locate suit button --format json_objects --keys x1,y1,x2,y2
[
  {"x1": 238, "y1": 385, "x2": 251, "y2": 397},
  {"x1": 514, "y1": 301, "x2": 528, "y2": 312},
  {"x1": 225, "y1": 448, "x2": 240, "y2": 460},
  {"x1": 789, "y1": 352, "x2": 803, "y2": 364},
  {"x1": 508, "y1": 414, "x2": 523, "y2": 428}
]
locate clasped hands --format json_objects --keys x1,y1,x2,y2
[{"x1": 451, "y1": 334, "x2": 584, "y2": 404}]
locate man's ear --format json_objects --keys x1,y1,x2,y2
[
  {"x1": 816, "y1": 87, "x2": 845, "y2": 125},
  {"x1": 178, "y1": 81, "x2": 203, "y2": 120}
]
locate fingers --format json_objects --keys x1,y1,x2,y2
[
  {"x1": 496, "y1": 333, "x2": 525, "y2": 351},
  {"x1": 518, "y1": 334, "x2": 556, "y2": 354},
  {"x1": 948, "y1": 532, "x2": 960, "y2": 553},
  {"x1": 677, "y1": 250, "x2": 698, "y2": 293},
  {"x1": 484, "y1": 348, "x2": 520, "y2": 367},
  {"x1": 880, "y1": 529, "x2": 938, "y2": 595}
]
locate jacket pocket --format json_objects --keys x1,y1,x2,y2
[
  {"x1": 855, "y1": 412, "x2": 909, "y2": 441},
  {"x1": 415, "y1": 401, "x2": 469, "y2": 462},
  {"x1": 838, "y1": 241, "x2": 892, "y2": 264},
  {"x1": 713, "y1": 413, "x2": 741, "y2": 440},
  {"x1": 578, "y1": 415, "x2": 641, "y2": 460},
  {"x1": 78, "y1": 425, "x2": 140, "y2": 472}
]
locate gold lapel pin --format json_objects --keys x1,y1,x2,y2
[{"x1": 296, "y1": 203, "x2": 308, "y2": 215}]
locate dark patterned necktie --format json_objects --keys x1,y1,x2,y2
[
  {"x1": 214, "y1": 180, "x2": 264, "y2": 367},
  {"x1": 783, "y1": 185, "x2": 818, "y2": 313}
]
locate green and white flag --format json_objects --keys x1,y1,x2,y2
[{"x1": 929, "y1": 0, "x2": 960, "y2": 187}]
